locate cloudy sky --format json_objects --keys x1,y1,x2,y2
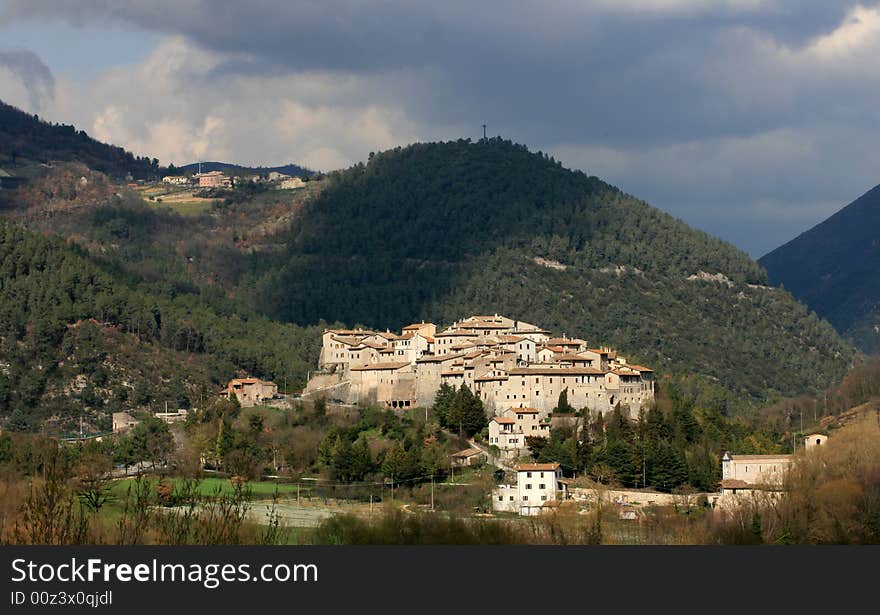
[{"x1": 2, "y1": 1, "x2": 880, "y2": 256}]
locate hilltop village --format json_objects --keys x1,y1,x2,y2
[{"x1": 303, "y1": 314, "x2": 655, "y2": 419}]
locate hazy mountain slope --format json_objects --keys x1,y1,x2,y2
[
  {"x1": 760, "y1": 184, "x2": 880, "y2": 353},
  {"x1": 246, "y1": 139, "x2": 854, "y2": 399}
]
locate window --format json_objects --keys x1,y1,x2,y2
[
  {"x1": 526, "y1": 484, "x2": 532, "y2": 490},
  {"x1": 527, "y1": 472, "x2": 532, "y2": 478},
  {"x1": 523, "y1": 496, "x2": 529, "y2": 501},
  {"x1": 539, "y1": 484, "x2": 546, "y2": 489},
  {"x1": 498, "y1": 495, "x2": 503, "y2": 501},
  {"x1": 509, "y1": 496, "x2": 514, "y2": 501},
  {"x1": 541, "y1": 495, "x2": 547, "y2": 501}
]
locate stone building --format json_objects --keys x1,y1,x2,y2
[
  {"x1": 308, "y1": 314, "x2": 655, "y2": 416},
  {"x1": 222, "y1": 377, "x2": 278, "y2": 406},
  {"x1": 492, "y1": 462, "x2": 566, "y2": 516}
]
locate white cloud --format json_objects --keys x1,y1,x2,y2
[{"x1": 40, "y1": 37, "x2": 426, "y2": 169}]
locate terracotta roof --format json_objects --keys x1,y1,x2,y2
[
  {"x1": 424, "y1": 336, "x2": 435, "y2": 343},
  {"x1": 553, "y1": 353, "x2": 595, "y2": 362},
  {"x1": 452, "y1": 448, "x2": 484, "y2": 458},
  {"x1": 441, "y1": 371, "x2": 465, "y2": 377},
  {"x1": 331, "y1": 335, "x2": 367, "y2": 346},
  {"x1": 626, "y1": 364, "x2": 654, "y2": 372},
  {"x1": 349, "y1": 361, "x2": 410, "y2": 371},
  {"x1": 491, "y1": 417, "x2": 516, "y2": 424},
  {"x1": 515, "y1": 463, "x2": 560, "y2": 472},
  {"x1": 416, "y1": 353, "x2": 464, "y2": 363},
  {"x1": 540, "y1": 345, "x2": 565, "y2": 353},
  {"x1": 375, "y1": 331, "x2": 401, "y2": 340},
  {"x1": 510, "y1": 407, "x2": 539, "y2": 414},
  {"x1": 403, "y1": 322, "x2": 432, "y2": 330}
]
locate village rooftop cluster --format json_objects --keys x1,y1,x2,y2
[{"x1": 304, "y1": 313, "x2": 655, "y2": 419}]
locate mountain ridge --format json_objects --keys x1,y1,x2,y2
[{"x1": 759, "y1": 183, "x2": 880, "y2": 353}]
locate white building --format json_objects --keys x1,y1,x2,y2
[{"x1": 492, "y1": 462, "x2": 566, "y2": 516}]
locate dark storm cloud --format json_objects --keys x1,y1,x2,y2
[
  {"x1": 0, "y1": 48, "x2": 54, "y2": 110},
  {"x1": 4, "y1": 1, "x2": 880, "y2": 255}
]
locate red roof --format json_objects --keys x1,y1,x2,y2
[{"x1": 515, "y1": 463, "x2": 560, "y2": 472}]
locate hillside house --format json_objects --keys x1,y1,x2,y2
[
  {"x1": 451, "y1": 447, "x2": 487, "y2": 467},
  {"x1": 492, "y1": 462, "x2": 567, "y2": 516},
  {"x1": 222, "y1": 378, "x2": 278, "y2": 406},
  {"x1": 112, "y1": 412, "x2": 140, "y2": 434},
  {"x1": 197, "y1": 171, "x2": 231, "y2": 188},
  {"x1": 279, "y1": 177, "x2": 304, "y2": 189}
]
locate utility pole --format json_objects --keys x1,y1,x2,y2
[
  {"x1": 482, "y1": 124, "x2": 487, "y2": 139},
  {"x1": 431, "y1": 475, "x2": 435, "y2": 511}
]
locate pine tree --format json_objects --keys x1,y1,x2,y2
[{"x1": 555, "y1": 388, "x2": 575, "y2": 414}]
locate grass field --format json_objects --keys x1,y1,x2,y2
[
  {"x1": 112, "y1": 477, "x2": 308, "y2": 499},
  {"x1": 150, "y1": 199, "x2": 215, "y2": 216}
]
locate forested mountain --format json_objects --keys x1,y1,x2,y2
[
  {"x1": 760, "y1": 184, "x2": 880, "y2": 354},
  {"x1": 0, "y1": 101, "x2": 159, "y2": 179},
  {"x1": 237, "y1": 139, "x2": 854, "y2": 402},
  {"x1": 0, "y1": 220, "x2": 322, "y2": 432},
  {"x1": 0, "y1": 118, "x2": 857, "y2": 417},
  {"x1": 178, "y1": 161, "x2": 313, "y2": 177}
]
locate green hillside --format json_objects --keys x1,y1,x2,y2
[
  {"x1": 0, "y1": 220, "x2": 321, "y2": 431},
  {"x1": 243, "y1": 139, "x2": 854, "y2": 400},
  {"x1": 760, "y1": 184, "x2": 880, "y2": 354}
]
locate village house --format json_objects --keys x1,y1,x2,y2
[
  {"x1": 197, "y1": 170, "x2": 231, "y2": 188},
  {"x1": 278, "y1": 177, "x2": 304, "y2": 189},
  {"x1": 162, "y1": 175, "x2": 189, "y2": 185},
  {"x1": 712, "y1": 433, "x2": 831, "y2": 509},
  {"x1": 112, "y1": 412, "x2": 140, "y2": 434},
  {"x1": 451, "y1": 447, "x2": 487, "y2": 468},
  {"x1": 492, "y1": 462, "x2": 567, "y2": 516},
  {"x1": 222, "y1": 377, "x2": 278, "y2": 406},
  {"x1": 488, "y1": 407, "x2": 551, "y2": 459}
]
